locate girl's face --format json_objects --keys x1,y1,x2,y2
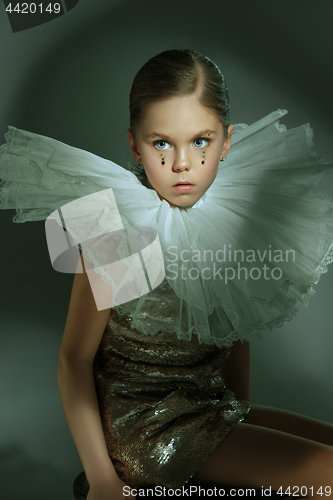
[{"x1": 128, "y1": 94, "x2": 233, "y2": 208}]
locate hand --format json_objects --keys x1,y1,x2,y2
[{"x1": 87, "y1": 475, "x2": 136, "y2": 500}]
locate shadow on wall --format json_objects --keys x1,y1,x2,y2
[{"x1": 0, "y1": 444, "x2": 77, "y2": 500}]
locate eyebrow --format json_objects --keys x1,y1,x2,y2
[{"x1": 146, "y1": 130, "x2": 217, "y2": 140}]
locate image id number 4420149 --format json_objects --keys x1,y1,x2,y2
[
  {"x1": 5, "y1": 3, "x2": 61, "y2": 14},
  {"x1": 275, "y1": 486, "x2": 332, "y2": 497}
]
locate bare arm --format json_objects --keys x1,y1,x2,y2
[
  {"x1": 57, "y1": 253, "x2": 119, "y2": 491},
  {"x1": 217, "y1": 340, "x2": 250, "y2": 401}
]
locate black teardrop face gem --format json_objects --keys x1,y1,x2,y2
[
  {"x1": 201, "y1": 160, "x2": 205, "y2": 164},
  {"x1": 162, "y1": 161, "x2": 165, "y2": 165}
]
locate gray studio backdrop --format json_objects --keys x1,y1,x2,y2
[{"x1": 1, "y1": 1, "x2": 332, "y2": 499}]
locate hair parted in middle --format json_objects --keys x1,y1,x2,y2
[{"x1": 129, "y1": 49, "x2": 230, "y2": 139}]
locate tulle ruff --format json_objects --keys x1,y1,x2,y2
[{"x1": 1, "y1": 109, "x2": 332, "y2": 347}]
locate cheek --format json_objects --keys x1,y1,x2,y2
[
  {"x1": 144, "y1": 160, "x2": 167, "y2": 189},
  {"x1": 205, "y1": 157, "x2": 219, "y2": 179},
  {"x1": 143, "y1": 148, "x2": 163, "y2": 168}
]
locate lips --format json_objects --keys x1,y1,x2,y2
[
  {"x1": 173, "y1": 181, "x2": 194, "y2": 186},
  {"x1": 172, "y1": 182, "x2": 195, "y2": 193}
]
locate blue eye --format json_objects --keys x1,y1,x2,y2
[
  {"x1": 154, "y1": 140, "x2": 170, "y2": 150},
  {"x1": 193, "y1": 138, "x2": 209, "y2": 148}
]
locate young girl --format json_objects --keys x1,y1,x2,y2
[{"x1": 1, "y1": 49, "x2": 333, "y2": 500}]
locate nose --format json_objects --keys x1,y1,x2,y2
[{"x1": 172, "y1": 147, "x2": 191, "y2": 172}]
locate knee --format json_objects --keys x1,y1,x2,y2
[{"x1": 302, "y1": 448, "x2": 333, "y2": 488}]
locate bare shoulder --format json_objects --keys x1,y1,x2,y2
[{"x1": 58, "y1": 253, "x2": 112, "y2": 364}]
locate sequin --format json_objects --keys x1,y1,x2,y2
[{"x1": 93, "y1": 309, "x2": 250, "y2": 489}]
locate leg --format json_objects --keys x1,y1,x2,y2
[
  {"x1": 245, "y1": 404, "x2": 333, "y2": 446},
  {"x1": 192, "y1": 423, "x2": 333, "y2": 498}
]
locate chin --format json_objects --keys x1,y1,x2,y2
[
  {"x1": 169, "y1": 196, "x2": 198, "y2": 209},
  {"x1": 176, "y1": 198, "x2": 195, "y2": 206},
  {"x1": 157, "y1": 189, "x2": 200, "y2": 208}
]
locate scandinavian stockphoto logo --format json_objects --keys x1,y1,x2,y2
[
  {"x1": 165, "y1": 245, "x2": 295, "y2": 282},
  {"x1": 3, "y1": 0, "x2": 80, "y2": 33},
  {"x1": 45, "y1": 188, "x2": 165, "y2": 311}
]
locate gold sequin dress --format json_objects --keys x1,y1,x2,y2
[{"x1": 93, "y1": 307, "x2": 250, "y2": 489}]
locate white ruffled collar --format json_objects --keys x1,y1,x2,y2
[{"x1": 1, "y1": 111, "x2": 332, "y2": 346}]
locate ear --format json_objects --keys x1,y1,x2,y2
[
  {"x1": 127, "y1": 129, "x2": 142, "y2": 164},
  {"x1": 220, "y1": 124, "x2": 233, "y2": 161}
]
